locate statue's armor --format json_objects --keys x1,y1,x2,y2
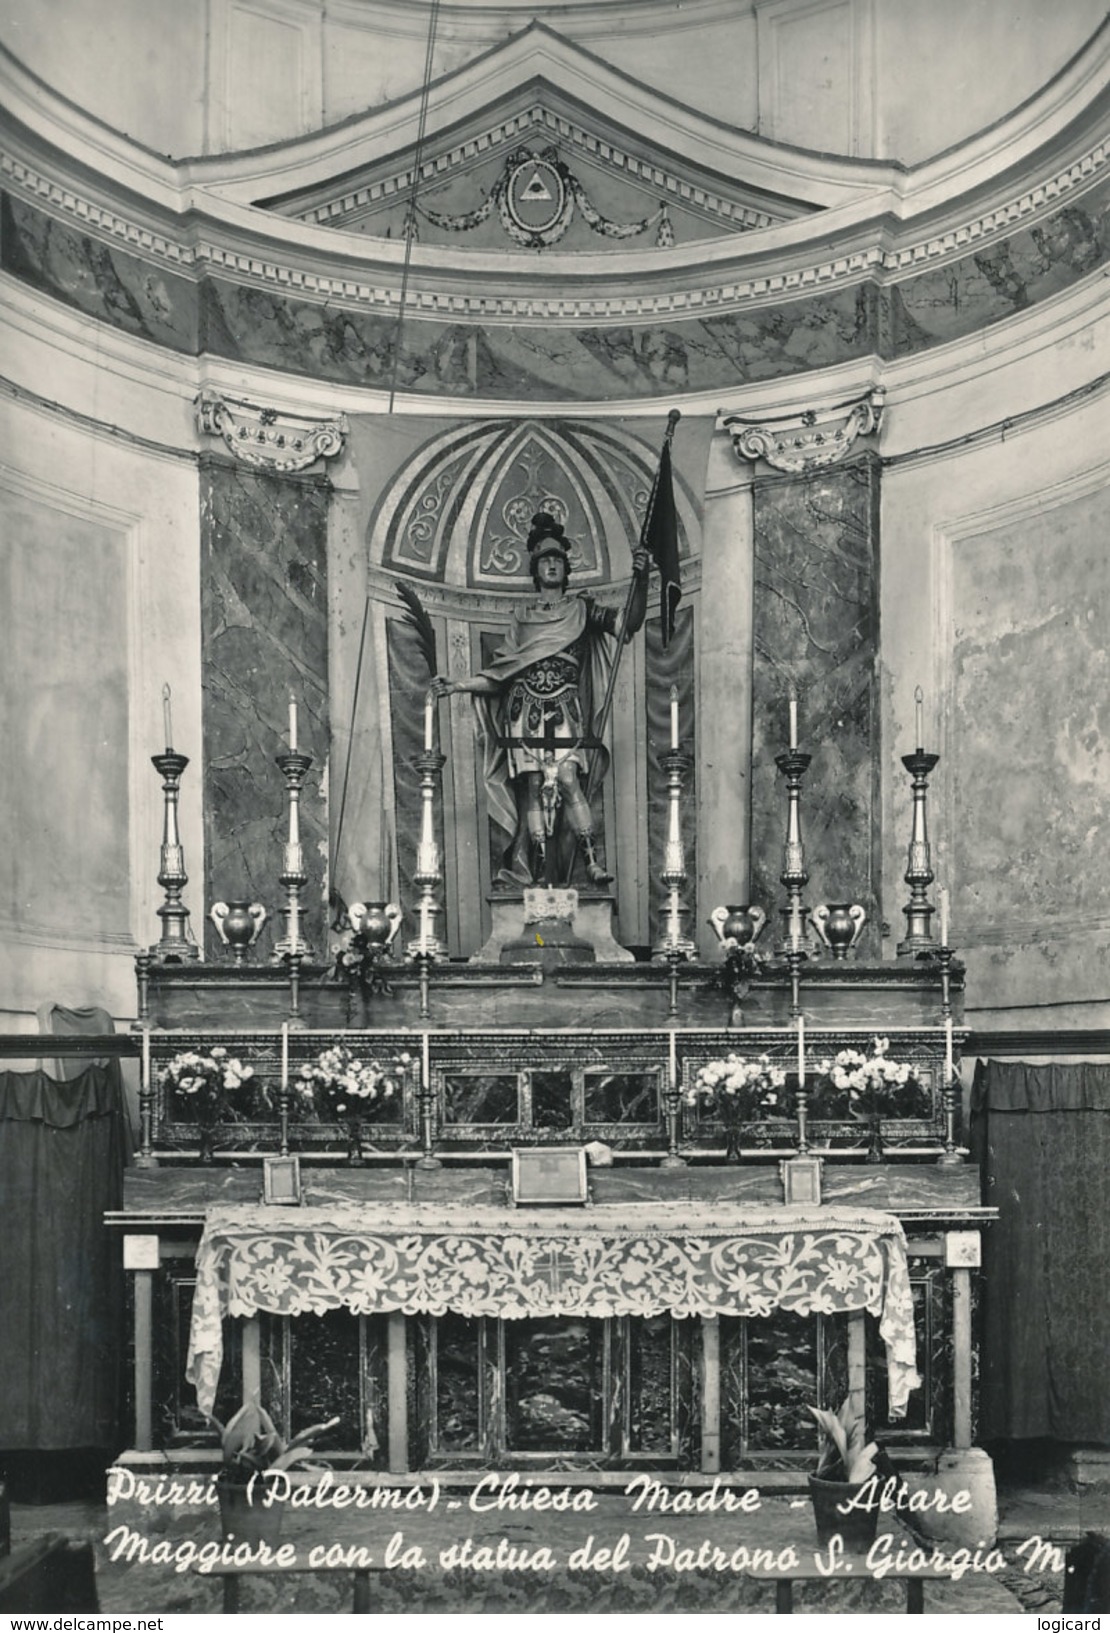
[{"x1": 504, "y1": 632, "x2": 591, "y2": 779}]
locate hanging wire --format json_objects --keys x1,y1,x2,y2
[{"x1": 387, "y1": 0, "x2": 442, "y2": 414}]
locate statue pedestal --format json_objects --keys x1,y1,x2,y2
[{"x1": 472, "y1": 887, "x2": 634, "y2": 966}]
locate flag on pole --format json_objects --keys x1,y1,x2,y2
[{"x1": 641, "y1": 436, "x2": 681, "y2": 647}]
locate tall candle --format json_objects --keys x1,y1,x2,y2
[
  {"x1": 162, "y1": 684, "x2": 173, "y2": 752},
  {"x1": 288, "y1": 692, "x2": 298, "y2": 752},
  {"x1": 281, "y1": 1021, "x2": 289, "y2": 1088},
  {"x1": 797, "y1": 1016, "x2": 805, "y2": 1085},
  {"x1": 915, "y1": 685, "x2": 924, "y2": 753},
  {"x1": 669, "y1": 685, "x2": 679, "y2": 750},
  {"x1": 939, "y1": 886, "x2": 949, "y2": 947},
  {"x1": 424, "y1": 690, "x2": 435, "y2": 753},
  {"x1": 789, "y1": 692, "x2": 798, "y2": 750}
]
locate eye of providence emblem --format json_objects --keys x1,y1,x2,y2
[{"x1": 502, "y1": 152, "x2": 571, "y2": 244}]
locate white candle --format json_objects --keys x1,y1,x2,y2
[
  {"x1": 281, "y1": 1021, "x2": 289, "y2": 1088},
  {"x1": 162, "y1": 684, "x2": 173, "y2": 752},
  {"x1": 669, "y1": 686, "x2": 679, "y2": 749},
  {"x1": 939, "y1": 886, "x2": 949, "y2": 947},
  {"x1": 789, "y1": 693, "x2": 798, "y2": 750},
  {"x1": 945, "y1": 1016, "x2": 954, "y2": 1084},
  {"x1": 915, "y1": 685, "x2": 924, "y2": 753},
  {"x1": 424, "y1": 690, "x2": 435, "y2": 753},
  {"x1": 288, "y1": 692, "x2": 298, "y2": 752},
  {"x1": 797, "y1": 1016, "x2": 805, "y2": 1085}
]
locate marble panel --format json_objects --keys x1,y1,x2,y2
[
  {"x1": 200, "y1": 460, "x2": 329, "y2": 959},
  {"x1": 951, "y1": 483, "x2": 1110, "y2": 973},
  {"x1": 749, "y1": 456, "x2": 881, "y2": 958},
  {"x1": 0, "y1": 194, "x2": 197, "y2": 352},
  {"x1": 0, "y1": 482, "x2": 131, "y2": 945},
  {"x1": 884, "y1": 179, "x2": 1110, "y2": 355},
  {"x1": 6, "y1": 184, "x2": 1108, "y2": 400}
]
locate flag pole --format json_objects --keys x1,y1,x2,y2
[{"x1": 583, "y1": 408, "x2": 681, "y2": 814}]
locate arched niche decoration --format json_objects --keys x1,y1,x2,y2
[
  {"x1": 370, "y1": 418, "x2": 699, "y2": 589},
  {"x1": 360, "y1": 417, "x2": 703, "y2": 957}
]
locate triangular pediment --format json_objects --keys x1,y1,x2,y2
[{"x1": 186, "y1": 23, "x2": 887, "y2": 251}]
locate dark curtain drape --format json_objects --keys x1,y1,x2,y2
[
  {"x1": 971, "y1": 1060, "x2": 1110, "y2": 1443},
  {"x1": 0, "y1": 1065, "x2": 127, "y2": 1449}
]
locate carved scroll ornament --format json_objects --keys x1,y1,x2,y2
[
  {"x1": 196, "y1": 391, "x2": 349, "y2": 472},
  {"x1": 722, "y1": 387, "x2": 885, "y2": 473}
]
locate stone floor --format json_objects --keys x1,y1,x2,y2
[{"x1": 9, "y1": 1478, "x2": 1101, "y2": 1615}]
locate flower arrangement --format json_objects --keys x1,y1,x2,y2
[
  {"x1": 813, "y1": 1036, "x2": 929, "y2": 1119},
  {"x1": 686, "y1": 1053, "x2": 791, "y2": 1159},
  {"x1": 686, "y1": 1052, "x2": 788, "y2": 1119},
  {"x1": 296, "y1": 1044, "x2": 408, "y2": 1121},
  {"x1": 213, "y1": 1399, "x2": 340, "y2": 1486},
  {"x1": 160, "y1": 1046, "x2": 254, "y2": 1120}
]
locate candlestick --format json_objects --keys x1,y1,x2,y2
[
  {"x1": 915, "y1": 685, "x2": 924, "y2": 754},
  {"x1": 945, "y1": 1016, "x2": 954, "y2": 1083},
  {"x1": 789, "y1": 692, "x2": 798, "y2": 750},
  {"x1": 142, "y1": 1025, "x2": 150, "y2": 1087},
  {"x1": 652, "y1": 747, "x2": 696, "y2": 961},
  {"x1": 135, "y1": 1017, "x2": 157, "y2": 1168},
  {"x1": 939, "y1": 886, "x2": 949, "y2": 948},
  {"x1": 162, "y1": 684, "x2": 173, "y2": 753},
  {"x1": 669, "y1": 685, "x2": 679, "y2": 750},
  {"x1": 424, "y1": 689, "x2": 435, "y2": 753},
  {"x1": 288, "y1": 693, "x2": 298, "y2": 752},
  {"x1": 416, "y1": 1028, "x2": 441, "y2": 1169},
  {"x1": 897, "y1": 746, "x2": 940, "y2": 956},
  {"x1": 150, "y1": 749, "x2": 199, "y2": 961},
  {"x1": 797, "y1": 1016, "x2": 805, "y2": 1085},
  {"x1": 273, "y1": 747, "x2": 313, "y2": 968},
  {"x1": 281, "y1": 1021, "x2": 289, "y2": 1087}
]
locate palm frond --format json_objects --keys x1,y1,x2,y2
[{"x1": 397, "y1": 581, "x2": 438, "y2": 678}]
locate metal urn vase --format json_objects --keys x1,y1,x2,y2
[
  {"x1": 810, "y1": 902, "x2": 866, "y2": 960},
  {"x1": 210, "y1": 899, "x2": 267, "y2": 964}
]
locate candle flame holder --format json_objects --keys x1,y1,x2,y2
[{"x1": 406, "y1": 748, "x2": 449, "y2": 982}]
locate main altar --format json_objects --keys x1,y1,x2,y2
[{"x1": 109, "y1": 659, "x2": 993, "y2": 1499}]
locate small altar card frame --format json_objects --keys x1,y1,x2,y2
[
  {"x1": 512, "y1": 1147, "x2": 588, "y2": 1206},
  {"x1": 780, "y1": 1154, "x2": 823, "y2": 1206},
  {"x1": 262, "y1": 1154, "x2": 302, "y2": 1206}
]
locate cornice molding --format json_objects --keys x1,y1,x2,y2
[
  {"x1": 286, "y1": 106, "x2": 791, "y2": 234},
  {"x1": 2, "y1": 24, "x2": 1109, "y2": 324},
  {"x1": 194, "y1": 391, "x2": 349, "y2": 471},
  {"x1": 4, "y1": 134, "x2": 1108, "y2": 327}
]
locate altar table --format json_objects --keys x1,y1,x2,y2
[{"x1": 185, "y1": 1201, "x2": 920, "y2": 1416}]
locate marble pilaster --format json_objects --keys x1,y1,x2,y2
[
  {"x1": 200, "y1": 459, "x2": 329, "y2": 960},
  {"x1": 749, "y1": 454, "x2": 882, "y2": 959}
]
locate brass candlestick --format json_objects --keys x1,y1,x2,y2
[
  {"x1": 150, "y1": 751, "x2": 198, "y2": 960},
  {"x1": 273, "y1": 749, "x2": 313, "y2": 961},
  {"x1": 406, "y1": 748, "x2": 448, "y2": 976},
  {"x1": 775, "y1": 748, "x2": 813, "y2": 964},
  {"x1": 897, "y1": 750, "x2": 940, "y2": 956},
  {"x1": 652, "y1": 747, "x2": 696, "y2": 972}
]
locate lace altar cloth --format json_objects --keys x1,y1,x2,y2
[{"x1": 185, "y1": 1202, "x2": 921, "y2": 1418}]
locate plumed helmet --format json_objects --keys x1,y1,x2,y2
[{"x1": 527, "y1": 511, "x2": 571, "y2": 566}]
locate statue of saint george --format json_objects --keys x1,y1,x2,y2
[{"x1": 432, "y1": 512, "x2": 649, "y2": 887}]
